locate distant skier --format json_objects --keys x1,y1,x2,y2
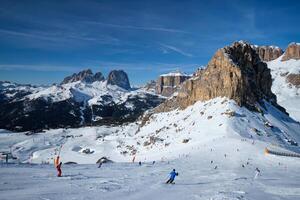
[
  {"x1": 98, "y1": 161, "x2": 103, "y2": 168},
  {"x1": 138, "y1": 161, "x2": 142, "y2": 166},
  {"x1": 54, "y1": 156, "x2": 62, "y2": 177},
  {"x1": 56, "y1": 162, "x2": 62, "y2": 177},
  {"x1": 254, "y1": 167, "x2": 261, "y2": 179},
  {"x1": 166, "y1": 169, "x2": 178, "y2": 184}
]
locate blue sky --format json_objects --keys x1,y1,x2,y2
[{"x1": 0, "y1": 0, "x2": 299, "y2": 86}]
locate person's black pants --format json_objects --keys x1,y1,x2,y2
[{"x1": 166, "y1": 178, "x2": 174, "y2": 184}]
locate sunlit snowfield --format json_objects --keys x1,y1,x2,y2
[
  {"x1": 1, "y1": 153, "x2": 300, "y2": 200},
  {"x1": 1, "y1": 98, "x2": 300, "y2": 200}
]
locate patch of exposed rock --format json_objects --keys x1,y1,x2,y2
[
  {"x1": 107, "y1": 70, "x2": 131, "y2": 90},
  {"x1": 61, "y1": 69, "x2": 104, "y2": 84},
  {"x1": 154, "y1": 41, "x2": 286, "y2": 113},
  {"x1": 282, "y1": 43, "x2": 300, "y2": 61},
  {"x1": 286, "y1": 74, "x2": 300, "y2": 88},
  {"x1": 143, "y1": 80, "x2": 156, "y2": 92},
  {"x1": 155, "y1": 71, "x2": 191, "y2": 97},
  {"x1": 252, "y1": 45, "x2": 283, "y2": 61},
  {"x1": 193, "y1": 67, "x2": 206, "y2": 76}
]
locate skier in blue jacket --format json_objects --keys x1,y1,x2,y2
[{"x1": 166, "y1": 169, "x2": 178, "y2": 184}]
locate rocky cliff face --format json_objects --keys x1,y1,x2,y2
[
  {"x1": 61, "y1": 69, "x2": 105, "y2": 84},
  {"x1": 252, "y1": 45, "x2": 283, "y2": 61},
  {"x1": 155, "y1": 41, "x2": 286, "y2": 113},
  {"x1": 279, "y1": 43, "x2": 300, "y2": 88},
  {"x1": 281, "y1": 43, "x2": 300, "y2": 61},
  {"x1": 107, "y1": 70, "x2": 131, "y2": 90},
  {"x1": 156, "y1": 72, "x2": 190, "y2": 97}
]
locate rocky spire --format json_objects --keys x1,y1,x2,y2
[
  {"x1": 61, "y1": 69, "x2": 105, "y2": 84},
  {"x1": 155, "y1": 41, "x2": 286, "y2": 113},
  {"x1": 251, "y1": 45, "x2": 283, "y2": 61},
  {"x1": 281, "y1": 42, "x2": 300, "y2": 61},
  {"x1": 107, "y1": 70, "x2": 131, "y2": 90}
]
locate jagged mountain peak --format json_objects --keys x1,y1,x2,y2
[
  {"x1": 282, "y1": 42, "x2": 300, "y2": 61},
  {"x1": 107, "y1": 70, "x2": 131, "y2": 90},
  {"x1": 61, "y1": 69, "x2": 105, "y2": 85},
  {"x1": 154, "y1": 41, "x2": 285, "y2": 113},
  {"x1": 0, "y1": 69, "x2": 164, "y2": 132},
  {"x1": 251, "y1": 44, "x2": 284, "y2": 62}
]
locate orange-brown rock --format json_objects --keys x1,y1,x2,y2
[
  {"x1": 155, "y1": 41, "x2": 286, "y2": 113},
  {"x1": 252, "y1": 45, "x2": 283, "y2": 61},
  {"x1": 286, "y1": 74, "x2": 300, "y2": 88},
  {"x1": 281, "y1": 43, "x2": 300, "y2": 61}
]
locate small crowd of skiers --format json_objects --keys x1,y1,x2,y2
[{"x1": 54, "y1": 156, "x2": 261, "y2": 183}]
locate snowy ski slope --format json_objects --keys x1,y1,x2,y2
[
  {"x1": 267, "y1": 56, "x2": 300, "y2": 122},
  {"x1": 0, "y1": 97, "x2": 300, "y2": 199}
]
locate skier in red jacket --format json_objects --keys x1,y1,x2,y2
[
  {"x1": 54, "y1": 156, "x2": 62, "y2": 177},
  {"x1": 56, "y1": 162, "x2": 62, "y2": 177}
]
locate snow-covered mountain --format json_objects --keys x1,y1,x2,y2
[
  {"x1": 0, "y1": 70, "x2": 164, "y2": 132},
  {"x1": 1, "y1": 97, "x2": 299, "y2": 164},
  {"x1": 266, "y1": 43, "x2": 300, "y2": 122},
  {"x1": 1, "y1": 41, "x2": 299, "y2": 165},
  {"x1": 1, "y1": 41, "x2": 300, "y2": 200},
  {"x1": 1, "y1": 113, "x2": 299, "y2": 200}
]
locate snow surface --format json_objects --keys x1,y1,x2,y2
[
  {"x1": 1, "y1": 97, "x2": 300, "y2": 199},
  {"x1": 251, "y1": 44, "x2": 281, "y2": 50},
  {"x1": 1, "y1": 98, "x2": 299, "y2": 164},
  {"x1": 160, "y1": 71, "x2": 190, "y2": 77},
  {"x1": 0, "y1": 81, "x2": 43, "y2": 99},
  {"x1": 267, "y1": 56, "x2": 300, "y2": 122},
  {"x1": 1, "y1": 156, "x2": 300, "y2": 200}
]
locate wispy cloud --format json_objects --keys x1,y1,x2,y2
[
  {"x1": 85, "y1": 60, "x2": 199, "y2": 73},
  {"x1": 228, "y1": 3, "x2": 266, "y2": 40},
  {"x1": 0, "y1": 64, "x2": 81, "y2": 72},
  {"x1": 0, "y1": 28, "x2": 120, "y2": 47},
  {"x1": 159, "y1": 43, "x2": 194, "y2": 57},
  {"x1": 83, "y1": 21, "x2": 189, "y2": 34},
  {"x1": 0, "y1": 60, "x2": 200, "y2": 74}
]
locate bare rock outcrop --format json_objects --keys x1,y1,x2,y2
[
  {"x1": 155, "y1": 71, "x2": 190, "y2": 97},
  {"x1": 281, "y1": 43, "x2": 300, "y2": 61},
  {"x1": 286, "y1": 74, "x2": 300, "y2": 88},
  {"x1": 107, "y1": 70, "x2": 131, "y2": 90},
  {"x1": 155, "y1": 41, "x2": 286, "y2": 113},
  {"x1": 61, "y1": 69, "x2": 105, "y2": 84},
  {"x1": 252, "y1": 45, "x2": 283, "y2": 61},
  {"x1": 143, "y1": 80, "x2": 156, "y2": 92}
]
